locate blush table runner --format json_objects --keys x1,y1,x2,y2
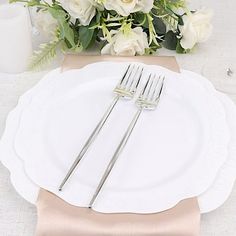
[{"x1": 35, "y1": 55, "x2": 200, "y2": 236}]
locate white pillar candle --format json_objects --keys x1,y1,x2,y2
[{"x1": 0, "y1": 4, "x2": 33, "y2": 73}]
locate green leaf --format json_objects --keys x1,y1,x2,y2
[
  {"x1": 105, "y1": 22, "x2": 122, "y2": 27},
  {"x1": 176, "y1": 39, "x2": 188, "y2": 53},
  {"x1": 134, "y1": 13, "x2": 148, "y2": 28},
  {"x1": 29, "y1": 38, "x2": 61, "y2": 71},
  {"x1": 153, "y1": 17, "x2": 166, "y2": 35},
  {"x1": 79, "y1": 26, "x2": 95, "y2": 49},
  {"x1": 95, "y1": 11, "x2": 101, "y2": 24},
  {"x1": 51, "y1": 3, "x2": 65, "y2": 10},
  {"x1": 163, "y1": 30, "x2": 177, "y2": 50},
  {"x1": 61, "y1": 21, "x2": 75, "y2": 47},
  {"x1": 109, "y1": 10, "x2": 117, "y2": 16},
  {"x1": 48, "y1": 8, "x2": 75, "y2": 48},
  {"x1": 27, "y1": 0, "x2": 41, "y2": 7},
  {"x1": 178, "y1": 15, "x2": 184, "y2": 26},
  {"x1": 9, "y1": 0, "x2": 42, "y2": 6}
]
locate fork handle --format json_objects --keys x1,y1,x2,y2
[
  {"x1": 89, "y1": 107, "x2": 143, "y2": 207},
  {"x1": 59, "y1": 95, "x2": 120, "y2": 191}
]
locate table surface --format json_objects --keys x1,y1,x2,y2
[{"x1": 0, "y1": 0, "x2": 236, "y2": 235}]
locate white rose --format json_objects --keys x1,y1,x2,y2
[
  {"x1": 60, "y1": 0, "x2": 101, "y2": 26},
  {"x1": 34, "y1": 10, "x2": 58, "y2": 39},
  {"x1": 101, "y1": 27, "x2": 149, "y2": 56},
  {"x1": 104, "y1": 0, "x2": 154, "y2": 16},
  {"x1": 179, "y1": 9, "x2": 213, "y2": 49}
]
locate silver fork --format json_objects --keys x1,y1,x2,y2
[
  {"x1": 89, "y1": 74, "x2": 165, "y2": 207},
  {"x1": 58, "y1": 64, "x2": 143, "y2": 191}
]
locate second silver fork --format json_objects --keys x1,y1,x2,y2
[
  {"x1": 59, "y1": 64, "x2": 143, "y2": 191},
  {"x1": 88, "y1": 74, "x2": 165, "y2": 207}
]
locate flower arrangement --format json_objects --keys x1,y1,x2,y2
[{"x1": 10, "y1": 0, "x2": 212, "y2": 69}]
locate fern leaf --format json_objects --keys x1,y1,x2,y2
[{"x1": 29, "y1": 39, "x2": 61, "y2": 71}]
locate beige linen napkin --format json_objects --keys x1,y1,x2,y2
[
  {"x1": 36, "y1": 189, "x2": 200, "y2": 236},
  {"x1": 61, "y1": 55, "x2": 180, "y2": 72},
  {"x1": 35, "y1": 55, "x2": 200, "y2": 236}
]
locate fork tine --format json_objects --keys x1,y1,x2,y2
[
  {"x1": 127, "y1": 66, "x2": 143, "y2": 93},
  {"x1": 133, "y1": 67, "x2": 143, "y2": 93},
  {"x1": 117, "y1": 64, "x2": 131, "y2": 88},
  {"x1": 120, "y1": 64, "x2": 134, "y2": 89},
  {"x1": 154, "y1": 76, "x2": 165, "y2": 102},
  {"x1": 150, "y1": 75, "x2": 160, "y2": 101},
  {"x1": 147, "y1": 75, "x2": 158, "y2": 101},
  {"x1": 139, "y1": 74, "x2": 165, "y2": 104},
  {"x1": 143, "y1": 74, "x2": 155, "y2": 100},
  {"x1": 140, "y1": 74, "x2": 151, "y2": 99},
  {"x1": 126, "y1": 66, "x2": 140, "y2": 90}
]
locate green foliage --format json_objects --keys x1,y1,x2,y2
[
  {"x1": 153, "y1": 17, "x2": 166, "y2": 35},
  {"x1": 48, "y1": 8, "x2": 76, "y2": 48},
  {"x1": 79, "y1": 26, "x2": 95, "y2": 49},
  {"x1": 29, "y1": 37, "x2": 61, "y2": 70},
  {"x1": 163, "y1": 31, "x2": 178, "y2": 50},
  {"x1": 176, "y1": 40, "x2": 189, "y2": 54},
  {"x1": 9, "y1": 0, "x2": 196, "y2": 69},
  {"x1": 9, "y1": 0, "x2": 47, "y2": 7},
  {"x1": 133, "y1": 13, "x2": 148, "y2": 28},
  {"x1": 155, "y1": 0, "x2": 186, "y2": 9}
]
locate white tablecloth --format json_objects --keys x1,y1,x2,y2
[{"x1": 0, "y1": 0, "x2": 236, "y2": 235}]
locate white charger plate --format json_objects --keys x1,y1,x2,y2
[
  {"x1": 199, "y1": 92, "x2": 236, "y2": 212},
  {"x1": 180, "y1": 70, "x2": 236, "y2": 213},
  {"x1": 0, "y1": 68, "x2": 61, "y2": 202},
  {"x1": 0, "y1": 64, "x2": 234, "y2": 213},
  {"x1": 12, "y1": 62, "x2": 229, "y2": 213}
]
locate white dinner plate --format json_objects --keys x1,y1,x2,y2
[
  {"x1": 12, "y1": 62, "x2": 229, "y2": 213},
  {"x1": 0, "y1": 64, "x2": 234, "y2": 213}
]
